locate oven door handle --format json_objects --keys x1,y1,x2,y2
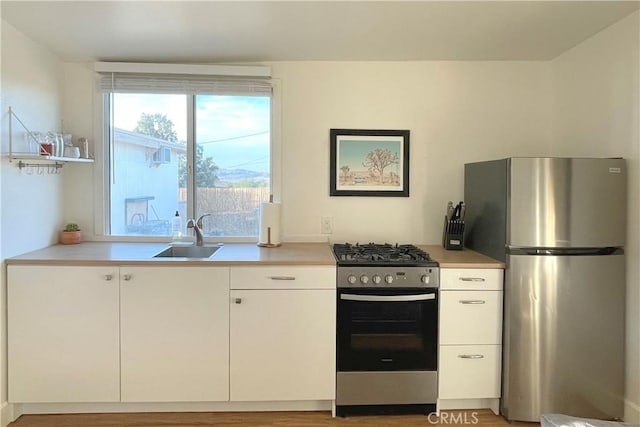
[{"x1": 340, "y1": 293, "x2": 436, "y2": 302}]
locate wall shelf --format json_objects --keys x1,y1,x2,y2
[
  {"x1": 9, "y1": 154, "x2": 94, "y2": 164},
  {"x1": 7, "y1": 106, "x2": 94, "y2": 170},
  {"x1": 8, "y1": 155, "x2": 94, "y2": 171}
]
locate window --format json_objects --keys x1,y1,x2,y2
[{"x1": 98, "y1": 64, "x2": 274, "y2": 240}]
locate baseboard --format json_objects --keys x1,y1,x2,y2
[
  {"x1": 1, "y1": 402, "x2": 16, "y2": 427},
  {"x1": 16, "y1": 400, "x2": 332, "y2": 416},
  {"x1": 625, "y1": 399, "x2": 640, "y2": 423},
  {"x1": 437, "y1": 398, "x2": 500, "y2": 415}
]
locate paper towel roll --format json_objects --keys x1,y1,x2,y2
[{"x1": 258, "y1": 202, "x2": 281, "y2": 246}]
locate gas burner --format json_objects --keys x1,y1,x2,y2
[
  {"x1": 333, "y1": 242, "x2": 434, "y2": 265},
  {"x1": 332, "y1": 242, "x2": 439, "y2": 288}
]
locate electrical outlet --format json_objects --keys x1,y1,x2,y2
[{"x1": 321, "y1": 216, "x2": 333, "y2": 234}]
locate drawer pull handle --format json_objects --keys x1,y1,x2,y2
[
  {"x1": 459, "y1": 300, "x2": 486, "y2": 304},
  {"x1": 269, "y1": 276, "x2": 296, "y2": 281},
  {"x1": 122, "y1": 274, "x2": 132, "y2": 281},
  {"x1": 234, "y1": 298, "x2": 242, "y2": 304},
  {"x1": 104, "y1": 274, "x2": 113, "y2": 281},
  {"x1": 459, "y1": 277, "x2": 485, "y2": 282},
  {"x1": 341, "y1": 293, "x2": 435, "y2": 302},
  {"x1": 458, "y1": 354, "x2": 485, "y2": 359}
]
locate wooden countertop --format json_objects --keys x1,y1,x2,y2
[
  {"x1": 421, "y1": 245, "x2": 505, "y2": 269},
  {"x1": 5, "y1": 242, "x2": 504, "y2": 269},
  {"x1": 5, "y1": 242, "x2": 336, "y2": 266}
]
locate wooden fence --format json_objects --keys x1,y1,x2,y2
[{"x1": 178, "y1": 187, "x2": 270, "y2": 236}]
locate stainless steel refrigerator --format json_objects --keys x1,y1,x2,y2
[{"x1": 464, "y1": 157, "x2": 626, "y2": 422}]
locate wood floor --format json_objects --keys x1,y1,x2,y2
[{"x1": 9, "y1": 409, "x2": 530, "y2": 427}]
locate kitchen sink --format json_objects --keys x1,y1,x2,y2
[{"x1": 153, "y1": 244, "x2": 222, "y2": 259}]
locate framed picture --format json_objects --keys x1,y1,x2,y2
[{"x1": 330, "y1": 128, "x2": 410, "y2": 197}]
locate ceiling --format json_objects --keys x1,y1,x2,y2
[{"x1": 2, "y1": 1, "x2": 639, "y2": 63}]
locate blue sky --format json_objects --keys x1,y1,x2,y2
[
  {"x1": 113, "y1": 93, "x2": 270, "y2": 173},
  {"x1": 337, "y1": 139, "x2": 402, "y2": 173}
]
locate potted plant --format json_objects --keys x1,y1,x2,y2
[{"x1": 60, "y1": 223, "x2": 82, "y2": 245}]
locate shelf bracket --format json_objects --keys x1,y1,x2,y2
[{"x1": 8, "y1": 106, "x2": 43, "y2": 161}]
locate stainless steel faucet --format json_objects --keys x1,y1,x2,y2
[{"x1": 186, "y1": 214, "x2": 211, "y2": 246}]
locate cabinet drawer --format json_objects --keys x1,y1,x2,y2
[
  {"x1": 439, "y1": 291, "x2": 503, "y2": 345},
  {"x1": 438, "y1": 345, "x2": 501, "y2": 399},
  {"x1": 440, "y1": 269, "x2": 503, "y2": 290},
  {"x1": 231, "y1": 266, "x2": 335, "y2": 290}
]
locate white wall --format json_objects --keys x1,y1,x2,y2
[
  {"x1": 61, "y1": 60, "x2": 552, "y2": 243},
  {"x1": 60, "y1": 62, "x2": 96, "y2": 234},
  {"x1": 273, "y1": 61, "x2": 552, "y2": 243},
  {"x1": 551, "y1": 11, "x2": 640, "y2": 423},
  {"x1": 0, "y1": 20, "x2": 65, "y2": 423},
  {"x1": 0, "y1": 22, "x2": 65, "y2": 252}
]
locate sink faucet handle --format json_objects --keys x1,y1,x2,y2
[
  {"x1": 186, "y1": 218, "x2": 196, "y2": 228},
  {"x1": 196, "y1": 213, "x2": 212, "y2": 228}
]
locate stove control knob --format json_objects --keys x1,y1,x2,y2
[
  {"x1": 360, "y1": 275, "x2": 369, "y2": 284},
  {"x1": 347, "y1": 274, "x2": 357, "y2": 285},
  {"x1": 421, "y1": 275, "x2": 430, "y2": 284},
  {"x1": 385, "y1": 274, "x2": 394, "y2": 284},
  {"x1": 372, "y1": 275, "x2": 382, "y2": 285}
]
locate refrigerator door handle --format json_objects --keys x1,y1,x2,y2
[{"x1": 508, "y1": 247, "x2": 623, "y2": 256}]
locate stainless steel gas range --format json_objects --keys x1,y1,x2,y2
[{"x1": 332, "y1": 243, "x2": 439, "y2": 416}]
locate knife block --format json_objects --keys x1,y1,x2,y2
[{"x1": 442, "y1": 216, "x2": 465, "y2": 250}]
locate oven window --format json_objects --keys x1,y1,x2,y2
[
  {"x1": 337, "y1": 289, "x2": 438, "y2": 372},
  {"x1": 351, "y1": 303, "x2": 425, "y2": 351}
]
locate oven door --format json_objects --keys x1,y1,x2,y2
[{"x1": 337, "y1": 287, "x2": 438, "y2": 372}]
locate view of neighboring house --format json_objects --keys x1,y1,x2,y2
[
  {"x1": 110, "y1": 128, "x2": 270, "y2": 237},
  {"x1": 110, "y1": 128, "x2": 185, "y2": 235}
]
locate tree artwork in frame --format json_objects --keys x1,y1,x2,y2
[{"x1": 330, "y1": 129, "x2": 410, "y2": 197}]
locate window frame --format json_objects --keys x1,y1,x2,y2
[{"x1": 93, "y1": 75, "x2": 281, "y2": 243}]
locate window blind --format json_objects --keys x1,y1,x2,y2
[
  {"x1": 98, "y1": 73, "x2": 272, "y2": 95},
  {"x1": 96, "y1": 63, "x2": 272, "y2": 95}
]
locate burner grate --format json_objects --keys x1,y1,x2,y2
[{"x1": 333, "y1": 243, "x2": 433, "y2": 265}]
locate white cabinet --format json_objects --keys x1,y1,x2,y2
[
  {"x1": 8, "y1": 263, "x2": 337, "y2": 406},
  {"x1": 230, "y1": 267, "x2": 335, "y2": 401},
  {"x1": 8, "y1": 265, "x2": 230, "y2": 404},
  {"x1": 8, "y1": 265, "x2": 120, "y2": 403},
  {"x1": 120, "y1": 266, "x2": 229, "y2": 402},
  {"x1": 438, "y1": 267, "x2": 503, "y2": 412}
]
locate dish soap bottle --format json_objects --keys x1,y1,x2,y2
[{"x1": 171, "y1": 211, "x2": 182, "y2": 240}]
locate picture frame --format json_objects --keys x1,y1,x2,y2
[{"x1": 330, "y1": 128, "x2": 410, "y2": 197}]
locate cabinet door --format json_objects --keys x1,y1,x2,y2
[
  {"x1": 8, "y1": 265, "x2": 120, "y2": 403},
  {"x1": 120, "y1": 267, "x2": 229, "y2": 402},
  {"x1": 230, "y1": 289, "x2": 336, "y2": 401}
]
